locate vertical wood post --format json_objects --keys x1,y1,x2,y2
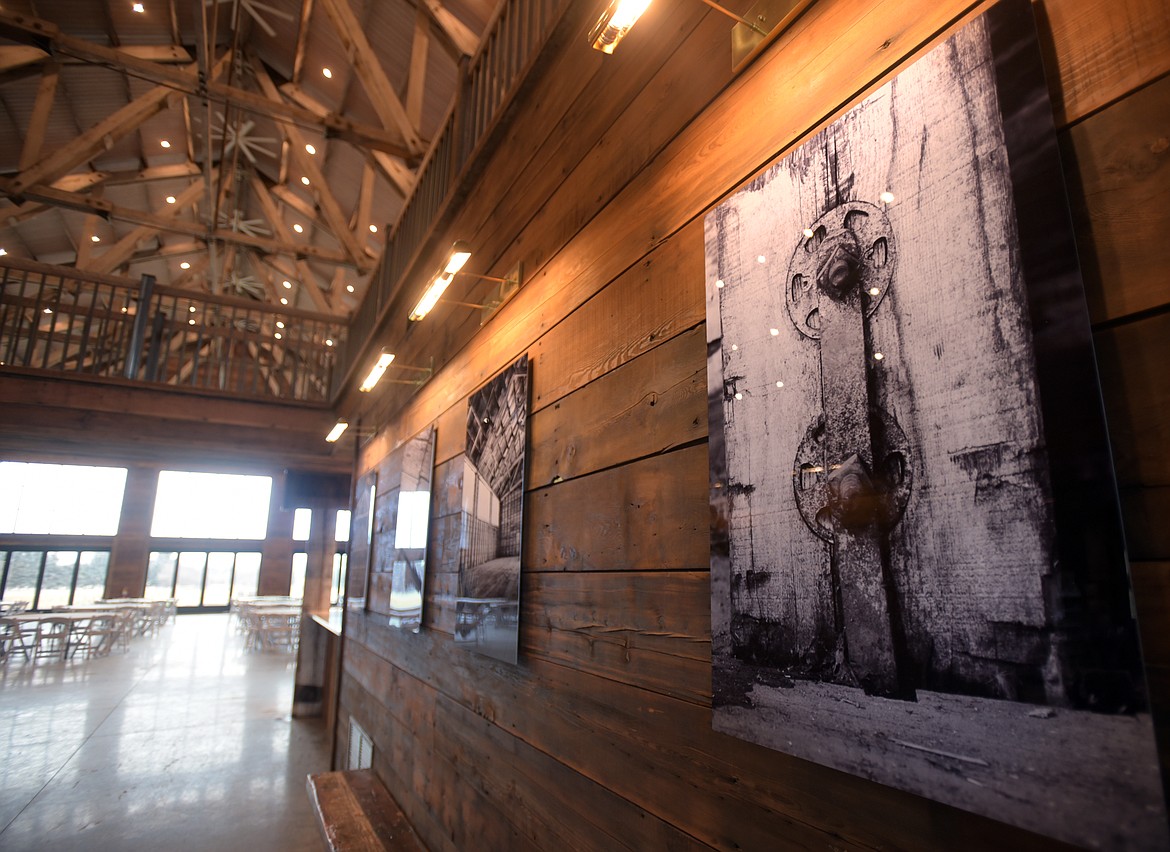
[{"x1": 106, "y1": 463, "x2": 158, "y2": 598}]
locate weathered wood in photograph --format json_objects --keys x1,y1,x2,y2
[
  {"x1": 365, "y1": 426, "x2": 436, "y2": 632},
  {"x1": 705, "y1": 1, "x2": 1168, "y2": 846},
  {"x1": 454, "y1": 356, "x2": 528, "y2": 664}
]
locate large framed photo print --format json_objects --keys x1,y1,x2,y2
[{"x1": 704, "y1": 0, "x2": 1168, "y2": 846}]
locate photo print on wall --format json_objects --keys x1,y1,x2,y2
[
  {"x1": 704, "y1": 0, "x2": 1168, "y2": 847},
  {"x1": 365, "y1": 426, "x2": 436, "y2": 632},
  {"x1": 454, "y1": 356, "x2": 528, "y2": 664}
]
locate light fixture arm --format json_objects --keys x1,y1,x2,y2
[{"x1": 698, "y1": 0, "x2": 767, "y2": 35}]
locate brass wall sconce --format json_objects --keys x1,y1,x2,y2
[
  {"x1": 357, "y1": 348, "x2": 433, "y2": 393},
  {"x1": 589, "y1": 0, "x2": 813, "y2": 69},
  {"x1": 409, "y1": 241, "x2": 523, "y2": 325}
]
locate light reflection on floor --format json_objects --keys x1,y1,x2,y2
[{"x1": 0, "y1": 613, "x2": 328, "y2": 851}]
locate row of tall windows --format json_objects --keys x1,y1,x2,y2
[{"x1": 0, "y1": 462, "x2": 350, "y2": 611}]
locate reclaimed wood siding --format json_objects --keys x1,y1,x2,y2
[{"x1": 339, "y1": 0, "x2": 1170, "y2": 847}]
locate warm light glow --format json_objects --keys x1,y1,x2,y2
[
  {"x1": 188, "y1": 305, "x2": 196, "y2": 313},
  {"x1": 803, "y1": 228, "x2": 814, "y2": 238},
  {"x1": 322, "y1": 67, "x2": 333, "y2": 78},
  {"x1": 132, "y1": 2, "x2": 144, "y2": 12},
  {"x1": 409, "y1": 242, "x2": 474, "y2": 321},
  {"x1": 188, "y1": 318, "x2": 196, "y2": 325},
  {"x1": 325, "y1": 420, "x2": 349, "y2": 443},
  {"x1": 730, "y1": 344, "x2": 738, "y2": 351},
  {"x1": 409, "y1": 273, "x2": 453, "y2": 321},
  {"x1": 43, "y1": 307, "x2": 53, "y2": 314},
  {"x1": 160, "y1": 140, "x2": 171, "y2": 148},
  {"x1": 874, "y1": 352, "x2": 885, "y2": 361},
  {"x1": 280, "y1": 297, "x2": 289, "y2": 305},
  {"x1": 91, "y1": 235, "x2": 101, "y2": 243},
  {"x1": 769, "y1": 328, "x2": 779, "y2": 336},
  {"x1": 369, "y1": 224, "x2": 378, "y2": 233},
  {"x1": 868, "y1": 287, "x2": 880, "y2": 296},
  {"x1": 776, "y1": 381, "x2": 784, "y2": 388},
  {"x1": 734, "y1": 392, "x2": 743, "y2": 400},
  {"x1": 0, "y1": 248, "x2": 7, "y2": 256},
  {"x1": 179, "y1": 261, "x2": 190, "y2": 269},
  {"x1": 282, "y1": 280, "x2": 292, "y2": 289},
  {"x1": 359, "y1": 351, "x2": 395, "y2": 392},
  {"x1": 276, "y1": 321, "x2": 285, "y2": 329},
  {"x1": 305, "y1": 143, "x2": 316, "y2": 155},
  {"x1": 293, "y1": 223, "x2": 304, "y2": 233},
  {"x1": 165, "y1": 195, "x2": 176, "y2": 204},
  {"x1": 715, "y1": 279, "x2": 724, "y2": 289},
  {"x1": 757, "y1": 254, "x2": 766, "y2": 264},
  {"x1": 589, "y1": 0, "x2": 652, "y2": 54},
  {"x1": 880, "y1": 191, "x2": 895, "y2": 204},
  {"x1": 300, "y1": 176, "x2": 310, "y2": 186},
  {"x1": 346, "y1": 284, "x2": 355, "y2": 293},
  {"x1": 325, "y1": 339, "x2": 334, "y2": 347},
  {"x1": 121, "y1": 307, "x2": 128, "y2": 313},
  {"x1": 275, "y1": 332, "x2": 282, "y2": 340}
]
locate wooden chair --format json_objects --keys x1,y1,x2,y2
[{"x1": 79, "y1": 615, "x2": 119, "y2": 658}]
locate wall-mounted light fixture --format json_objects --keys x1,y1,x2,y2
[
  {"x1": 325, "y1": 419, "x2": 350, "y2": 443},
  {"x1": 590, "y1": 0, "x2": 810, "y2": 68},
  {"x1": 359, "y1": 350, "x2": 396, "y2": 392},
  {"x1": 409, "y1": 241, "x2": 522, "y2": 325},
  {"x1": 357, "y1": 349, "x2": 435, "y2": 394}
]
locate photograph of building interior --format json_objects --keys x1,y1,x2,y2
[{"x1": 0, "y1": 0, "x2": 1167, "y2": 849}]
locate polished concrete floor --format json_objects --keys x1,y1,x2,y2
[{"x1": 0, "y1": 613, "x2": 329, "y2": 851}]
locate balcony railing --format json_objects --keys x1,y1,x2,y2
[
  {"x1": 338, "y1": 0, "x2": 571, "y2": 392},
  {"x1": 0, "y1": 258, "x2": 344, "y2": 404}
]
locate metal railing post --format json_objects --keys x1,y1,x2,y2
[{"x1": 124, "y1": 274, "x2": 155, "y2": 380}]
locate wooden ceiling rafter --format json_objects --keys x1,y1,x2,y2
[
  {"x1": 0, "y1": 10, "x2": 416, "y2": 159},
  {"x1": 421, "y1": 0, "x2": 479, "y2": 59},
  {"x1": 251, "y1": 56, "x2": 364, "y2": 269},
  {"x1": 316, "y1": 0, "x2": 423, "y2": 156},
  {"x1": 406, "y1": 5, "x2": 429, "y2": 132},
  {"x1": 18, "y1": 60, "x2": 59, "y2": 171}
]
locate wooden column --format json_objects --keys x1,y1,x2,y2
[
  {"x1": 258, "y1": 498, "x2": 295, "y2": 596},
  {"x1": 105, "y1": 464, "x2": 158, "y2": 598},
  {"x1": 303, "y1": 501, "x2": 337, "y2": 615}
]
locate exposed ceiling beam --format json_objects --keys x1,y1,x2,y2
[
  {"x1": 0, "y1": 45, "x2": 48, "y2": 74},
  {"x1": 86, "y1": 175, "x2": 209, "y2": 275},
  {"x1": 296, "y1": 258, "x2": 333, "y2": 314},
  {"x1": 252, "y1": 58, "x2": 365, "y2": 267},
  {"x1": 290, "y1": 0, "x2": 315, "y2": 84},
  {"x1": 316, "y1": 0, "x2": 422, "y2": 155},
  {"x1": 270, "y1": 184, "x2": 327, "y2": 232},
  {"x1": 421, "y1": 0, "x2": 479, "y2": 58},
  {"x1": 0, "y1": 179, "x2": 368, "y2": 269},
  {"x1": 369, "y1": 150, "x2": 413, "y2": 199},
  {"x1": 19, "y1": 62, "x2": 59, "y2": 171},
  {"x1": 406, "y1": 6, "x2": 429, "y2": 132},
  {"x1": 0, "y1": 10, "x2": 416, "y2": 160}
]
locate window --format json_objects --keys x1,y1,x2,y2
[
  {"x1": 151, "y1": 471, "x2": 272, "y2": 539},
  {"x1": 0, "y1": 549, "x2": 110, "y2": 610},
  {"x1": 145, "y1": 550, "x2": 262, "y2": 608},
  {"x1": 0, "y1": 462, "x2": 126, "y2": 535}
]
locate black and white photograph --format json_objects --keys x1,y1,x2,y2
[
  {"x1": 705, "y1": 1, "x2": 1168, "y2": 847},
  {"x1": 345, "y1": 469, "x2": 376, "y2": 612},
  {"x1": 366, "y1": 425, "x2": 435, "y2": 632},
  {"x1": 454, "y1": 356, "x2": 528, "y2": 664}
]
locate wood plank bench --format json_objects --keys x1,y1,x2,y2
[{"x1": 306, "y1": 770, "x2": 426, "y2": 851}]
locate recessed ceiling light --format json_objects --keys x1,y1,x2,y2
[
  {"x1": 369, "y1": 224, "x2": 378, "y2": 233},
  {"x1": 132, "y1": 3, "x2": 145, "y2": 13},
  {"x1": 165, "y1": 196, "x2": 176, "y2": 204},
  {"x1": 179, "y1": 261, "x2": 190, "y2": 269},
  {"x1": 160, "y1": 140, "x2": 171, "y2": 148},
  {"x1": 305, "y1": 143, "x2": 316, "y2": 155},
  {"x1": 293, "y1": 223, "x2": 303, "y2": 233},
  {"x1": 0, "y1": 248, "x2": 7, "y2": 256},
  {"x1": 188, "y1": 305, "x2": 196, "y2": 313},
  {"x1": 325, "y1": 339, "x2": 334, "y2": 347},
  {"x1": 300, "y1": 176, "x2": 310, "y2": 186},
  {"x1": 280, "y1": 297, "x2": 288, "y2": 305},
  {"x1": 345, "y1": 284, "x2": 355, "y2": 293},
  {"x1": 91, "y1": 235, "x2": 101, "y2": 243},
  {"x1": 276, "y1": 321, "x2": 285, "y2": 329},
  {"x1": 282, "y1": 280, "x2": 292, "y2": 289},
  {"x1": 43, "y1": 307, "x2": 53, "y2": 314},
  {"x1": 322, "y1": 67, "x2": 332, "y2": 78},
  {"x1": 274, "y1": 332, "x2": 282, "y2": 339},
  {"x1": 188, "y1": 318, "x2": 196, "y2": 325}
]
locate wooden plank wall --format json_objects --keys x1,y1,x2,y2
[{"x1": 339, "y1": 0, "x2": 1170, "y2": 847}]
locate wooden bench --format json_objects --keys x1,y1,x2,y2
[{"x1": 306, "y1": 770, "x2": 426, "y2": 851}]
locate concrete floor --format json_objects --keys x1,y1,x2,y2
[{"x1": 0, "y1": 613, "x2": 329, "y2": 851}]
